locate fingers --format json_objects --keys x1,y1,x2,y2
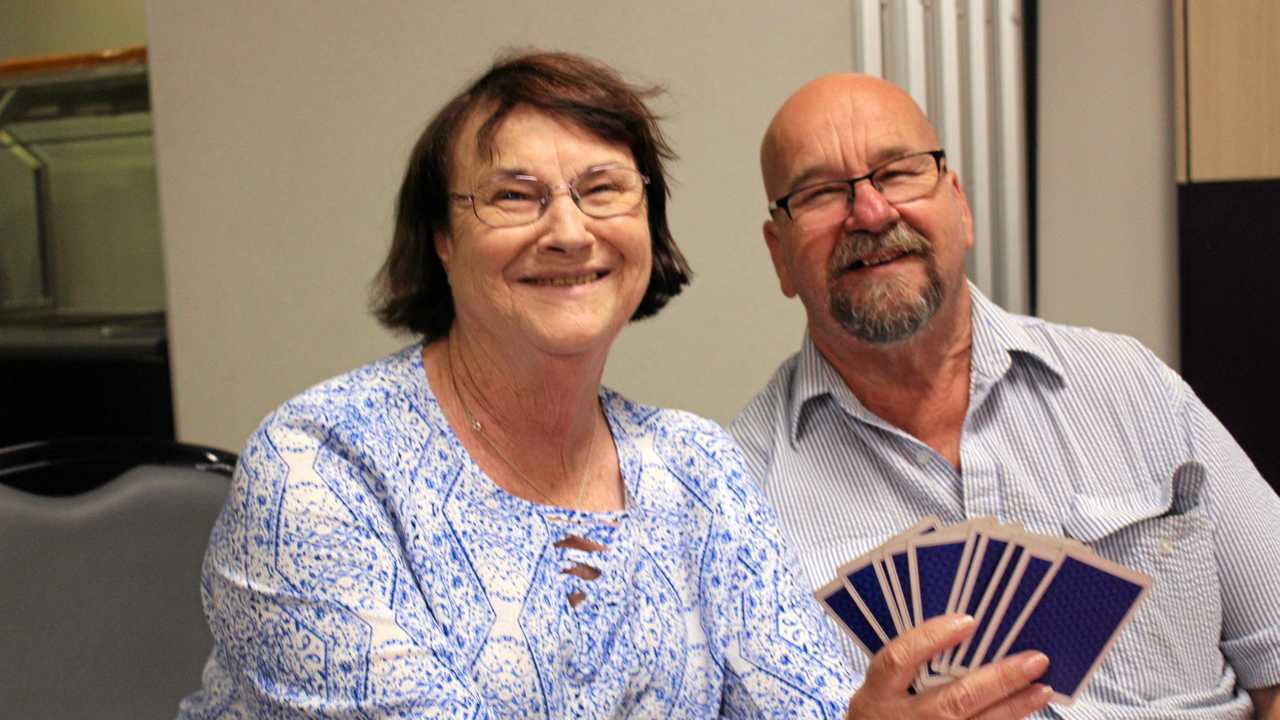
[
  {"x1": 971, "y1": 683, "x2": 1054, "y2": 720},
  {"x1": 926, "y1": 651, "x2": 1050, "y2": 720},
  {"x1": 866, "y1": 615, "x2": 977, "y2": 691},
  {"x1": 848, "y1": 618, "x2": 1052, "y2": 720}
]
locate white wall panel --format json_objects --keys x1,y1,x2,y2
[{"x1": 852, "y1": 0, "x2": 1026, "y2": 311}]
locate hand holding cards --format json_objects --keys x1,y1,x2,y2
[{"x1": 816, "y1": 516, "x2": 1152, "y2": 705}]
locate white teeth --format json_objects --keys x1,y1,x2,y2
[
  {"x1": 531, "y1": 272, "x2": 602, "y2": 287},
  {"x1": 860, "y1": 250, "x2": 906, "y2": 267}
]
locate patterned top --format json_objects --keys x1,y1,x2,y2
[
  {"x1": 178, "y1": 345, "x2": 855, "y2": 719},
  {"x1": 731, "y1": 285, "x2": 1280, "y2": 719}
]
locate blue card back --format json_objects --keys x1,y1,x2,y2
[
  {"x1": 1003, "y1": 555, "x2": 1148, "y2": 699},
  {"x1": 979, "y1": 554, "x2": 1054, "y2": 666},
  {"x1": 914, "y1": 540, "x2": 965, "y2": 623},
  {"x1": 819, "y1": 583, "x2": 886, "y2": 657},
  {"x1": 955, "y1": 545, "x2": 1024, "y2": 668},
  {"x1": 846, "y1": 563, "x2": 899, "y2": 641}
]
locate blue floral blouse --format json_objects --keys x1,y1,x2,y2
[{"x1": 178, "y1": 345, "x2": 854, "y2": 718}]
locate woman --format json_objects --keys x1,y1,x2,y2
[{"x1": 177, "y1": 51, "x2": 855, "y2": 718}]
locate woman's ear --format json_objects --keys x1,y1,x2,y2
[{"x1": 434, "y1": 230, "x2": 451, "y2": 271}]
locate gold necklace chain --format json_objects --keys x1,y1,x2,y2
[{"x1": 446, "y1": 349, "x2": 597, "y2": 510}]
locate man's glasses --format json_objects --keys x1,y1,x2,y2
[
  {"x1": 768, "y1": 150, "x2": 946, "y2": 229},
  {"x1": 450, "y1": 166, "x2": 649, "y2": 229}
]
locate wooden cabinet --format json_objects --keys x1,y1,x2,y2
[{"x1": 1174, "y1": 0, "x2": 1279, "y2": 487}]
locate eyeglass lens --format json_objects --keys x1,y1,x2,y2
[
  {"x1": 472, "y1": 167, "x2": 645, "y2": 228},
  {"x1": 788, "y1": 153, "x2": 940, "y2": 227}
]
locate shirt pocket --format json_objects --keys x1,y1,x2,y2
[{"x1": 1061, "y1": 461, "x2": 1223, "y2": 697}]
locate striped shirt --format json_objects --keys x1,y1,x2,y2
[{"x1": 730, "y1": 284, "x2": 1280, "y2": 718}]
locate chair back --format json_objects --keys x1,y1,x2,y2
[{"x1": 0, "y1": 459, "x2": 230, "y2": 719}]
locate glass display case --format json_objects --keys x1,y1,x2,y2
[
  {"x1": 1, "y1": 46, "x2": 162, "y2": 318},
  {"x1": 0, "y1": 47, "x2": 172, "y2": 445}
]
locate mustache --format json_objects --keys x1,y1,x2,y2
[{"x1": 828, "y1": 222, "x2": 932, "y2": 276}]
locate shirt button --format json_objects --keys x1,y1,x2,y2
[
  {"x1": 914, "y1": 448, "x2": 931, "y2": 466},
  {"x1": 1158, "y1": 538, "x2": 1174, "y2": 556}
]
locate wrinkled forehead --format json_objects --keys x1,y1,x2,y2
[
  {"x1": 762, "y1": 78, "x2": 938, "y2": 197},
  {"x1": 448, "y1": 102, "x2": 630, "y2": 184},
  {"x1": 447, "y1": 102, "x2": 530, "y2": 180}
]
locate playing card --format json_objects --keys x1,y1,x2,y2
[
  {"x1": 941, "y1": 525, "x2": 1012, "y2": 672},
  {"x1": 862, "y1": 516, "x2": 941, "y2": 637},
  {"x1": 950, "y1": 534, "x2": 1025, "y2": 674},
  {"x1": 817, "y1": 514, "x2": 1150, "y2": 705},
  {"x1": 908, "y1": 519, "x2": 989, "y2": 677},
  {"x1": 992, "y1": 547, "x2": 1152, "y2": 704},
  {"x1": 880, "y1": 541, "x2": 916, "y2": 635},
  {"x1": 966, "y1": 535, "x2": 1064, "y2": 670},
  {"x1": 837, "y1": 548, "x2": 901, "y2": 647},
  {"x1": 816, "y1": 576, "x2": 886, "y2": 659}
]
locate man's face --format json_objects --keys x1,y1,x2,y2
[{"x1": 760, "y1": 75, "x2": 973, "y2": 347}]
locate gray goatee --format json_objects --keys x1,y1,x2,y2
[{"x1": 827, "y1": 222, "x2": 944, "y2": 344}]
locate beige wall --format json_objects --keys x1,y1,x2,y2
[
  {"x1": 1036, "y1": 0, "x2": 1179, "y2": 367},
  {"x1": 147, "y1": 1, "x2": 853, "y2": 451},
  {"x1": 148, "y1": 2, "x2": 1182, "y2": 452}
]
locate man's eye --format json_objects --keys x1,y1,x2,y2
[
  {"x1": 796, "y1": 184, "x2": 848, "y2": 205},
  {"x1": 876, "y1": 170, "x2": 917, "y2": 184}
]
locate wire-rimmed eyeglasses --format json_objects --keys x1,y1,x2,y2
[
  {"x1": 768, "y1": 150, "x2": 946, "y2": 228},
  {"x1": 450, "y1": 166, "x2": 649, "y2": 229}
]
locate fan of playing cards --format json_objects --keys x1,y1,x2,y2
[{"x1": 816, "y1": 516, "x2": 1152, "y2": 705}]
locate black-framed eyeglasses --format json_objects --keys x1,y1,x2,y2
[
  {"x1": 768, "y1": 149, "x2": 946, "y2": 226},
  {"x1": 450, "y1": 165, "x2": 649, "y2": 229}
]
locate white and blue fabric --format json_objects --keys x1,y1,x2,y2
[
  {"x1": 731, "y1": 284, "x2": 1280, "y2": 719},
  {"x1": 178, "y1": 345, "x2": 854, "y2": 719}
]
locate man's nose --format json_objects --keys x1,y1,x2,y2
[{"x1": 844, "y1": 181, "x2": 899, "y2": 235}]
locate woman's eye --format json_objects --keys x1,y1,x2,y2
[
  {"x1": 487, "y1": 186, "x2": 539, "y2": 204},
  {"x1": 581, "y1": 182, "x2": 620, "y2": 196}
]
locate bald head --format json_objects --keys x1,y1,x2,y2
[{"x1": 760, "y1": 74, "x2": 939, "y2": 202}]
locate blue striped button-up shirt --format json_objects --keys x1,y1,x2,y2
[{"x1": 730, "y1": 285, "x2": 1280, "y2": 718}]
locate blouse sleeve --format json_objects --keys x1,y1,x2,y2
[
  {"x1": 670, "y1": 416, "x2": 857, "y2": 719},
  {"x1": 192, "y1": 418, "x2": 493, "y2": 719}
]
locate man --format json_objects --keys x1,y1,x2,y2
[{"x1": 731, "y1": 73, "x2": 1280, "y2": 718}]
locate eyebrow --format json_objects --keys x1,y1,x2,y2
[{"x1": 478, "y1": 162, "x2": 630, "y2": 183}]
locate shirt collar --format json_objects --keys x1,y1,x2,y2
[
  {"x1": 786, "y1": 282, "x2": 1065, "y2": 445},
  {"x1": 967, "y1": 282, "x2": 1065, "y2": 385}
]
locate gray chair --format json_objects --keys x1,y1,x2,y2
[{"x1": 0, "y1": 464, "x2": 229, "y2": 719}]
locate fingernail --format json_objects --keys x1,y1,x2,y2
[
  {"x1": 949, "y1": 614, "x2": 976, "y2": 631},
  {"x1": 1035, "y1": 684, "x2": 1054, "y2": 703},
  {"x1": 1021, "y1": 652, "x2": 1049, "y2": 676}
]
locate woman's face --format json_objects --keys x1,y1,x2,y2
[{"x1": 437, "y1": 106, "x2": 652, "y2": 360}]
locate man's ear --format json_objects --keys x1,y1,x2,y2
[
  {"x1": 949, "y1": 172, "x2": 975, "y2": 251},
  {"x1": 763, "y1": 219, "x2": 797, "y2": 298}
]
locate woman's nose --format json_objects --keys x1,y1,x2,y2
[{"x1": 538, "y1": 190, "x2": 593, "y2": 253}]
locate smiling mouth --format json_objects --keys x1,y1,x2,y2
[
  {"x1": 524, "y1": 271, "x2": 608, "y2": 287},
  {"x1": 847, "y1": 249, "x2": 911, "y2": 271}
]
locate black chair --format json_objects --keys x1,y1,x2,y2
[
  {"x1": 0, "y1": 436, "x2": 236, "y2": 495},
  {"x1": 0, "y1": 437, "x2": 236, "y2": 720}
]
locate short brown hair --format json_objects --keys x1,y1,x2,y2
[{"x1": 372, "y1": 50, "x2": 691, "y2": 340}]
